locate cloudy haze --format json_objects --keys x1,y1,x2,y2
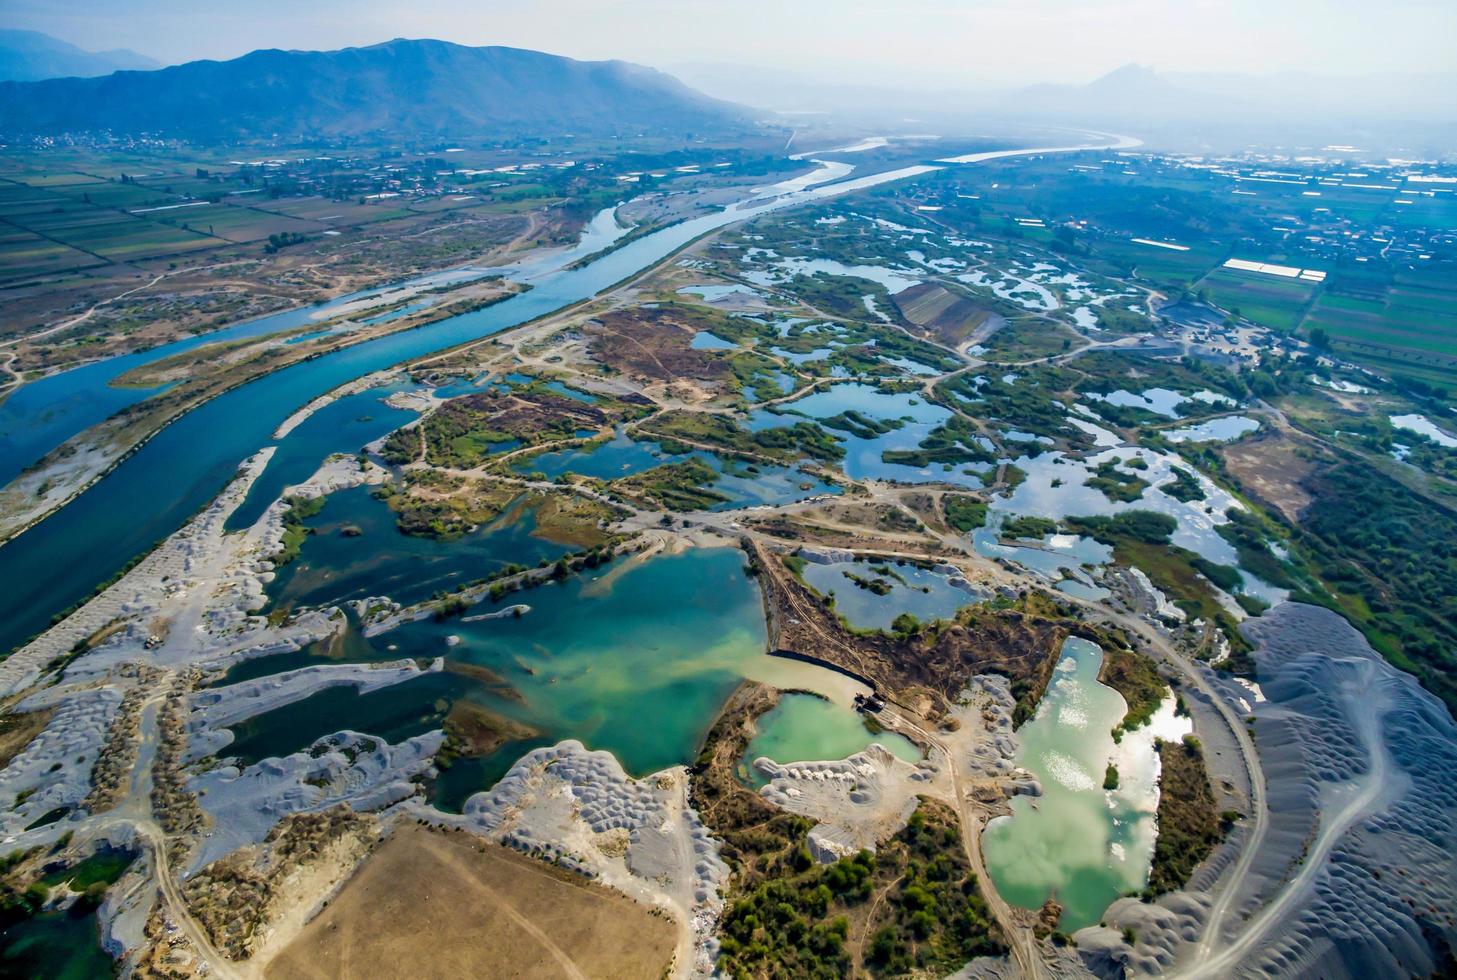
[{"x1": 5, "y1": 0, "x2": 1456, "y2": 89}]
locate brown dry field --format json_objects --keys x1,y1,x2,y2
[
  {"x1": 265, "y1": 823, "x2": 677, "y2": 980},
  {"x1": 1218, "y1": 430, "x2": 1314, "y2": 522}
]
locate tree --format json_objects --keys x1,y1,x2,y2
[{"x1": 891, "y1": 612, "x2": 920, "y2": 636}]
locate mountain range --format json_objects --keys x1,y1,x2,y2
[
  {"x1": 673, "y1": 61, "x2": 1457, "y2": 152},
  {"x1": 0, "y1": 29, "x2": 157, "y2": 82},
  {"x1": 0, "y1": 38, "x2": 752, "y2": 141}
]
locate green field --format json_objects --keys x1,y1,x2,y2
[
  {"x1": 0, "y1": 231, "x2": 101, "y2": 279},
  {"x1": 1195, "y1": 267, "x2": 1319, "y2": 332},
  {"x1": 148, "y1": 202, "x2": 322, "y2": 242},
  {"x1": 1303, "y1": 280, "x2": 1457, "y2": 382},
  {"x1": 1092, "y1": 239, "x2": 1225, "y2": 288}
]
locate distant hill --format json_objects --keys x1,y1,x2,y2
[
  {"x1": 0, "y1": 38, "x2": 753, "y2": 140},
  {"x1": 0, "y1": 30, "x2": 157, "y2": 82}
]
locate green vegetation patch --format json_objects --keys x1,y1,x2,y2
[
  {"x1": 271, "y1": 494, "x2": 327, "y2": 565},
  {"x1": 1147, "y1": 738, "x2": 1224, "y2": 895},
  {"x1": 1292, "y1": 460, "x2": 1457, "y2": 714},
  {"x1": 1084, "y1": 458, "x2": 1149, "y2": 502},
  {"x1": 1001, "y1": 515, "x2": 1056, "y2": 539},
  {"x1": 942, "y1": 495, "x2": 988, "y2": 532},
  {"x1": 613, "y1": 458, "x2": 729, "y2": 511},
  {"x1": 717, "y1": 801, "x2": 1005, "y2": 978},
  {"x1": 644, "y1": 410, "x2": 843, "y2": 463},
  {"x1": 1097, "y1": 646, "x2": 1166, "y2": 734}
]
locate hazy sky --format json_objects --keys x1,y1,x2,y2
[{"x1": 6, "y1": 0, "x2": 1456, "y2": 86}]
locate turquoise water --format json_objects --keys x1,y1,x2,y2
[
  {"x1": 228, "y1": 549, "x2": 859, "y2": 799},
  {"x1": 800, "y1": 558, "x2": 977, "y2": 631},
  {"x1": 983, "y1": 637, "x2": 1152, "y2": 930},
  {"x1": 265, "y1": 486, "x2": 570, "y2": 612},
  {"x1": 739, "y1": 692, "x2": 922, "y2": 787},
  {"x1": 227, "y1": 383, "x2": 419, "y2": 531},
  {"x1": 0, "y1": 162, "x2": 943, "y2": 654}
]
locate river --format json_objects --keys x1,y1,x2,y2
[{"x1": 0, "y1": 136, "x2": 1131, "y2": 656}]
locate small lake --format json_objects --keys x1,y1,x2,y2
[
  {"x1": 227, "y1": 548, "x2": 871, "y2": 809},
  {"x1": 984, "y1": 637, "x2": 1167, "y2": 930},
  {"x1": 264, "y1": 486, "x2": 570, "y2": 612},
  {"x1": 973, "y1": 525, "x2": 1113, "y2": 585},
  {"x1": 690, "y1": 331, "x2": 739, "y2": 350},
  {"x1": 801, "y1": 557, "x2": 978, "y2": 631},
  {"x1": 516, "y1": 431, "x2": 838, "y2": 510},
  {"x1": 746, "y1": 256, "x2": 921, "y2": 295},
  {"x1": 1163, "y1": 415, "x2": 1259, "y2": 443},
  {"x1": 1391, "y1": 413, "x2": 1457, "y2": 448},
  {"x1": 748, "y1": 383, "x2": 987, "y2": 488},
  {"x1": 0, "y1": 902, "x2": 115, "y2": 980},
  {"x1": 739, "y1": 692, "x2": 922, "y2": 787},
  {"x1": 678, "y1": 283, "x2": 764, "y2": 304},
  {"x1": 1086, "y1": 388, "x2": 1234, "y2": 419},
  {"x1": 517, "y1": 430, "x2": 680, "y2": 481}
]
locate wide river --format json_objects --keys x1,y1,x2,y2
[{"x1": 0, "y1": 134, "x2": 1131, "y2": 655}]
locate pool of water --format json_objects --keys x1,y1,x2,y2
[
  {"x1": 739, "y1": 692, "x2": 922, "y2": 787},
  {"x1": 973, "y1": 525, "x2": 1113, "y2": 584},
  {"x1": 746, "y1": 256, "x2": 921, "y2": 295},
  {"x1": 1086, "y1": 388, "x2": 1233, "y2": 419},
  {"x1": 690, "y1": 331, "x2": 739, "y2": 350},
  {"x1": 229, "y1": 548, "x2": 871, "y2": 802},
  {"x1": 991, "y1": 448, "x2": 1242, "y2": 566},
  {"x1": 743, "y1": 369, "x2": 796, "y2": 403},
  {"x1": 516, "y1": 431, "x2": 838, "y2": 510},
  {"x1": 1163, "y1": 415, "x2": 1259, "y2": 443},
  {"x1": 1390, "y1": 413, "x2": 1457, "y2": 448},
  {"x1": 678, "y1": 283, "x2": 764, "y2": 304},
  {"x1": 265, "y1": 486, "x2": 571, "y2": 611},
  {"x1": 0, "y1": 902, "x2": 115, "y2": 980},
  {"x1": 801, "y1": 558, "x2": 978, "y2": 631},
  {"x1": 984, "y1": 637, "x2": 1155, "y2": 929},
  {"x1": 747, "y1": 382, "x2": 986, "y2": 488},
  {"x1": 515, "y1": 430, "x2": 683, "y2": 480}
]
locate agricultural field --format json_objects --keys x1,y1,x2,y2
[{"x1": 1194, "y1": 267, "x2": 1319, "y2": 333}]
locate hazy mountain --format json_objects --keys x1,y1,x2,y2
[
  {"x1": 0, "y1": 30, "x2": 157, "y2": 82},
  {"x1": 0, "y1": 38, "x2": 753, "y2": 140},
  {"x1": 675, "y1": 61, "x2": 1457, "y2": 154}
]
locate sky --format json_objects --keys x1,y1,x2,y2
[{"x1": 6, "y1": 0, "x2": 1456, "y2": 89}]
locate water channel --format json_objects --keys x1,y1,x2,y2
[{"x1": 0, "y1": 162, "x2": 946, "y2": 653}]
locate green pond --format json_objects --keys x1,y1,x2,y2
[
  {"x1": 226, "y1": 547, "x2": 868, "y2": 809},
  {"x1": 739, "y1": 692, "x2": 922, "y2": 787},
  {"x1": 0, "y1": 903, "x2": 115, "y2": 979},
  {"x1": 983, "y1": 636, "x2": 1155, "y2": 930}
]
